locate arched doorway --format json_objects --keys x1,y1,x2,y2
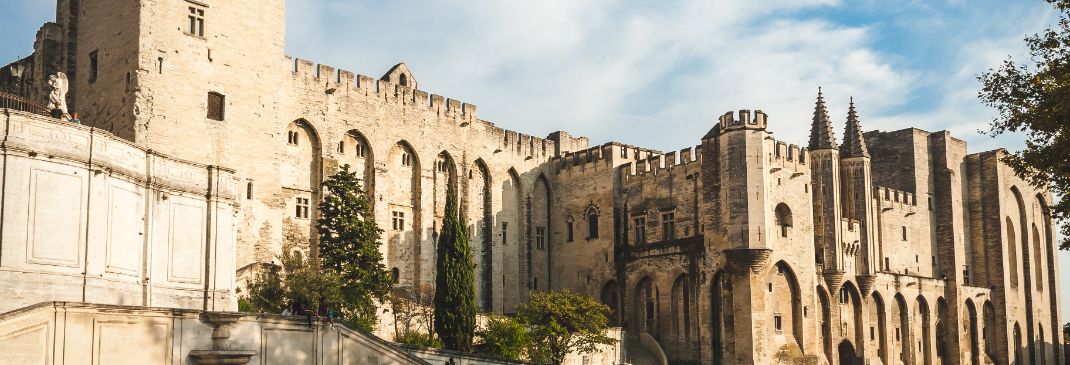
[
  {"x1": 600, "y1": 280, "x2": 620, "y2": 325},
  {"x1": 634, "y1": 277, "x2": 658, "y2": 336},
  {"x1": 839, "y1": 340, "x2": 858, "y2": 365}
]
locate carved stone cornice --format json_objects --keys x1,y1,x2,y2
[
  {"x1": 724, "y1": 248, "x2": 773, "y2": 274},
  {"x1": 823, "y1": 270, "x2": 846, "y2": 294},
  {"x1": 856, "y1": 274, "x2": 877, "y2": 298}
]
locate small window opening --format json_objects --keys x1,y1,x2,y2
[
  {"x1": 207, "y1": 92, "x2": 225, "y2": 121},
  {"x1": 287, "y1": 131, "x2": 299, "y2": 145},
  {"x1": 158, "y1": 57, "x2": 164, "y2": 74},
  {"x1": 295, "y1": 197, "x2": 310, "y2": 219},
  {"x1": 633, "y1": 217, "x2": 646, "y2": 245},
  {"x1": 391, "y1": 211, "x2": 406, "y2": 230},
  {"x1": 501, "y1": 222, "x2": 508, "y2": 245},
  {"x1": 355, "y1": 142, "x2": 366, "y2": 158},
  {"x1": 246, "y1": 182, "x2": 253, "y2": 200},
  {"x1": 566, "y1": 220, "x2": 574, "y2": 242},
  {"x1": 536, "y1": 227, "x2": 545, "y2": 250},
  {"x1": 398, "y1": 73, "x2": 408, "y2": 87},
  {"x1": 774, "y1": 315, "x2": 783, "y2": 331},
  {"x1": 391, "y1": 268, "x2": 400, "y2": 283},
  {"x1": 661, "y1": 212, "x2": 675, "y2": 241},
  {"x1": 187, "y1": 6, "x2": 205, "y2": 36},
  {"x1": 401, "y1": 152, "x2": 412, "y2": 167},
  {"x1": 337, "y1": 141, "x2": 345, "y2": 154},
  {"x1": 89, "y1": 50, "x2": 99, "y2": 84},
  {"x1": 901, "y1": 226, "x2": 908, "y2": 241}
]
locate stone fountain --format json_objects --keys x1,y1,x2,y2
[{"x1": 188, "y1": 312, "x2": 256, "y2": 365}]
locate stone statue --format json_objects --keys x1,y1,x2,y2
[{"x1": 48, "y1": 72, "x2": 69, "y2": 119}]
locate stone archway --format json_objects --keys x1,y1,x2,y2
[{"x1": 839, "y1": 340, "x2": 859, "y2": 365}]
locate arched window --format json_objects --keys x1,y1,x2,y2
[
  {"x1": 391, "y1": 268, "x2": 400, "y2": 284},
  {"x1": 775, "y1": 203, "x2": 793, "y2": 237},
  {"x1": 399, "y1": 73, "x2": 409, "y2": 87},
  {"x1": 586, "y1": 206, "x2": 600, "y2": 239}
]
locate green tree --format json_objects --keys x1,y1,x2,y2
[
  {"x1": 978, "y1": 0, "x2": 1070, "y2": 250},
  {"x1": 280, "y1": 243, "x2": 344, "y2": 314},
  {"x1": 317, "y1": 164, "x2": 393, "y2": 331},
  {"x1": 475, "y1": 315, "x2": 529, "y2": 361},
  {"x1": 241, "y1": 242, "x2": 342, "y2": 317},
  {"x1": 516, "y1": 290, "x2": 616, "y2": 365},
  {"x1": 433, "y1": 175, "x2": 477, "y2": 351},
  {"x1": 242, "y1": 263, "x2": 286, "y2": 313}
]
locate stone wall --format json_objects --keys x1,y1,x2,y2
[
  {"x1": 0, "y1": 110, "x2": 238, "y2": 313},
  {"x1": 0, "y1": 302, "x2": 428, "y2": 365}
]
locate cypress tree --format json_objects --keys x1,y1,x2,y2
[
  {"x1": 318, "y1": 164, "x2": 392, "y2": 331},
  {"x1": 433, "y1": 175, "x2": 477, "y2": 351}
]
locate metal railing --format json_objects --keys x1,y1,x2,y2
[{"x1": 0, "y1": 91, "x2": 49, "y2": 116}]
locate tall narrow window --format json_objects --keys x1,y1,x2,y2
[
  {"x1": 586, "y1": 208, "x2": 599, "y2": 239},
  {"x1": 633, "y1": 217, "x2": 646, "y2": 244},
  {"x1": 89, "y1": 50, "x2": 99, "y2": 84},
  {"x1": 295, "y1": 197, "x2": 310, "y2": 219},
  {"x1": 246, "y1": 182, "x2": 253, "y2": 200},
  {"x1": 566, "y1": 220, "x2": 574, "y2": 242},
  {"x1": 207, "y1": 92, "x2": 225, "y2": 121},
  {"x1": 901, "y1": 226, "x2": 908, "y2": 241},
  {"x1": 536, "y1": 227, "x2": 545, "y2": 250},
  {"x1": 287, "y1": 131, "x2": 299, "y2": 145},
  {"x1": 661, "y1": 212, "x2": 675, "y2": 241},
  {"x1": 401, "y1": 152, "x2": 412, "y2": 167},
  {"x1": 774, "y1": 314, "x2": 783, "y2": 331},
  {"x1": 391, "y1": 211, "x2": 405, "y2": 230},
  {"x1": 502, "y1": 222, "x2": 508, "y2": 245},
  {"x1": 187, "y1": 6, "x2": 205, "y2": 36},
  {"x1": 337, "y1": 141, "x2": 345, "y2": 154}
]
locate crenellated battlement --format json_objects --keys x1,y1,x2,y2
[
  {"x1": 717, "y1": 109, "x2": 768, "y2": 132},
  {"x1": 873, "y1": 185, "x2": 918, "y2": 213},
  {"x1": 286, "y1": 57, "x2": 479, "y2": 119},
  {"x1": 768, "y1": 138, "x2": 808, "y2": 165},
  {"x1": 553, "y1": 142, "x2": 660, "y2": 175},
  {"x1": 620, "y1": 145, "x2": 701, "y2": 183},
  {"x1": 284, "y1": 56, "x2": 560, "y2": 160},
  {"x1": 500, "y1": 129, "x2": 553, "y2": 159}
]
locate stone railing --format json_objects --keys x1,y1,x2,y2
[
  {"x1": 0, "y1": 91, "x2": 49, "y2": 116},
  {"x1": 0, "y1": 302, "x2": 430, "y2": 365}
]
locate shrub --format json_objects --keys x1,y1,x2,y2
[{"x1": 475, "y1": 316, "x2": 528, "y2": 361}]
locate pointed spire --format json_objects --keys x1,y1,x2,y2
[
  {"x1": 840, "y1": 97, "x2": 870, "y2": 158},
  {"x1": 808, "y1": 87, "x2": 838, "y2": 150}
]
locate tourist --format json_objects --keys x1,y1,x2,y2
[{"x1": 69, "y1": 113, "x2": 80, "y2": 124}]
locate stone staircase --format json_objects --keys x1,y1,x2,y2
[{"x1": 624, "y1": 335, "x2": 660, "y2": 365}]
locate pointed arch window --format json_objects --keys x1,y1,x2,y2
[{"x1": 586, "y1": 205, "x2": 600, "y2": 239}]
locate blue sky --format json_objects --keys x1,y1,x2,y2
[{"x1": 3, "y1": 0, "x2": 1068, "y2": 316}]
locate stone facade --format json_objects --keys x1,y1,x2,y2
[{"x1": 0, "y1": 1, "x2": 1063, "y2": 365}]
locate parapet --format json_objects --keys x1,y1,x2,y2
[
  {"x1": 873, "y1": 185, "x2": 918, "y2": 214},
  {"x1": 769, "y1": 138, "x2": 807, "y2": 167},
  {"x1": 286, "y1": 56, "x2": 479, "y2": 119},
  {"x1": 716, "y1": 109, "x2": 768, "y2": 133},
  {"x1": 620, "y1": 145, "x2": 701, "y2": 183}
]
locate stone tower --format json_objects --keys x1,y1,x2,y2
[
  {"x1": 839, "y1": 98, "x2": 878, "y2": 287},
  {"x1": 808, "y1": 89, "x2": 844, "y2": 287},
  {"x1": 62, "y1": 0, "x2": 288, "y2": 167}
]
